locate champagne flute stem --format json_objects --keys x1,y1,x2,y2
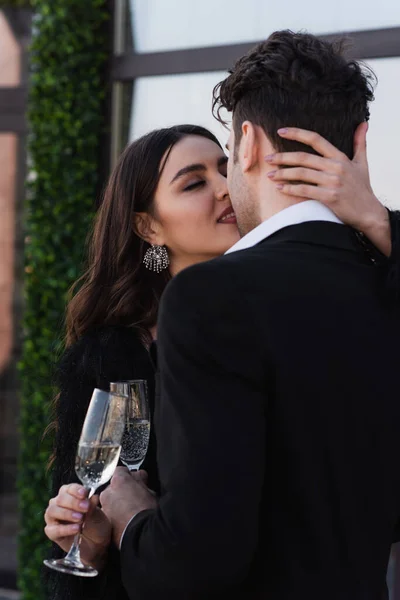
[{"x1": 64, "y1": 487, "x2": 96, "y2": 566}]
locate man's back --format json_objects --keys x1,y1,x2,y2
[
  {"x1": 122, "y1": 221, "x2": 400, "y2": 600},
  {"x1": 217, "y1": 221, "x2": 400, "y2": 598}
]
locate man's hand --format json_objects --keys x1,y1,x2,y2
[
  {"x1": 265, "y1": 123, "x2": 391, "y2": 256},
  {"x1": 100, "y1": 467, "x2": 158, "y2": 548},
  {"x1": 44, "y1": 484, "x2": 111, "y2": 570}
]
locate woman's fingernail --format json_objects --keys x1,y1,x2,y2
[
  {"x1": 71, "y1": 524, "x2": 80, "y2": 531},
  {"x1": 79, "y1": 500, "x2": 89, "y2": 510},
  {"x1": 267, "y1": 170, "x2": 277, "y2": 178},
  {"x1": 78, "y1": 488, "x2": 86, "y2": 497},
  {"x1": 72, "y1": 512, "x2": 83, "y2": 520},
  {"x1": 276, "y1": 183, "x2": 284, "y2": 190},
  {"x1": 278, "y1": 128, "x2": 288, "y2": 135},
  {"x1": 265, "y1": 154, "x2": 275, "y2": 162}
]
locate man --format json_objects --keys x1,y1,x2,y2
[{"x1": 101, "y1": 31, "x2": 400, "y2": 599}]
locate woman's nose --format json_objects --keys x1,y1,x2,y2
[{"x1": 215, "y1": 178, "x2": 229, "y2": 202}]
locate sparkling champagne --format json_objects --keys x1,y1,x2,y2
[
  {"x1": 75, "y1": 442, "x2": 121, "y2": 489},
  {"x1": 44, "y1": 389, "x2": 127, "y2": 578},
  {"x1": 120, "y1": 419, "x2": 150, "y2": 470}
]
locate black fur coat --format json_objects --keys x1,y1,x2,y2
[{"x1": 45, "y1": 326, "x2": 158, "y2": 600}]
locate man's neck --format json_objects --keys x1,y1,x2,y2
[
  {"x1": 226, "y1": 200, "x2": 343, "y2": 255},
  {"x1": 257, "y1": 192, "x2": 307, "y2": 226}
]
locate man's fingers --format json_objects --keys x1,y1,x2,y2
[
  {"x1": 112, "y1": 466, "x2": 132, "y2": 478},
  {"x1": 277, "y1": 183, "x2": 339, "y2": 203},
  {"x1": 136, "y1": 470, "x2": 149, "y2": 483},
  {"x1": 44, "y1": 523, "x2": 80, "y2": 542},
  {"x1": 269, "y1": 167, "x2": 337, "y2": 187},
  {"x1": 111, "y1": 467, "x2": 148, "y2": 485},
  {"x1": 353, "y1": 121, "x2": 368, "y2": 165},
  {"x1": 277, "y1": 127, "x2": 347, "y2": 160}
]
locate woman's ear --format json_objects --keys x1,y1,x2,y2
[{"x1": 134, "y1": 213, "x2": 164, "y2": 246}]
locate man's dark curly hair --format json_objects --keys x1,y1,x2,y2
[{"x1": 213, "y1": 30, "x2": 376, "y2": 159}]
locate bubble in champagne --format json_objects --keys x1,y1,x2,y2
[{"x1": 120, "y1": 419, "x2": 150, "y2": 469}]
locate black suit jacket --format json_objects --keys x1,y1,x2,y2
[{"x1": 121, "y1": 222, "x2": 400, "y2": 600}]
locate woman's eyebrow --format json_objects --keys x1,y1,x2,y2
[
  {"x1": 170, "y1": 163, "x2": 205, "y2": 185},
  {"x1": 170, "y1": 156, "x2": 227, "y2": 185}
]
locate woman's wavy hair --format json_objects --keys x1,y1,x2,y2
[{"x1": 66, "y1": 124, "x2": 223, "y2": 347}]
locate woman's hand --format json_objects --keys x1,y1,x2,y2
[
  {"x1": 44, "y1": 483, "x2": 112, "y2": 569},
  {"x1": 265, "y1": 123, "x2": 391, "y2": 256}
]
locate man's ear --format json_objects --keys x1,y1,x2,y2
[
  {"x1": 134, "y1": 213, "x2": 164, "y2": 246},
  {"x1": 241, "y1": 121, "x2": 259, "y2": 173}
]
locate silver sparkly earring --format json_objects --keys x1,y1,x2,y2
[{"x1": 143, "y1": 244, "x2": 170, "y2": 273}]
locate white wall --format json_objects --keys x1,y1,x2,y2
[
  {"x1": 131, "y1": 0, "x2": 400, "y2": 52},
  {"x1": 365, "y1": 57, "x2": 400, "y2": 209},
  {"x1": 131, "y1": 72, "x2": 228, "y2": 142}
]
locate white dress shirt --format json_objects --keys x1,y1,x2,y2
[
  {"x1": 119, "y1": 201, "x2": 342, "y2": 551},
  {"x1": 225, "y1": 200, "x2": 343, "y2": 255}
]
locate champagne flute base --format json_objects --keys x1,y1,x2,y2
[{"x1": 43, "y1": 558, "x2": 98, "y2": 577}]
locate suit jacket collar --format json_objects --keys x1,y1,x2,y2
[
  {"x1": 259, "y1": 220, "x2": 385, "y2": 266},
  {"x1": 225, "y1": 200, "x2": 342, "y2": 255}
]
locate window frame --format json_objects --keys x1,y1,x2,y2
[
  {"x1": 109, "y1": 9, "x2": 400, "y2": 164},
  {"x1": 112, "y1": 25, "x2": 400, "y2": 80}
]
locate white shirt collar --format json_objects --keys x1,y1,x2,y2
[{"x1": 225, "y1": 200, "x2": 343, "y2": 255}]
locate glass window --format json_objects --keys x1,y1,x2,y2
[
  {"x1": 364, "y1": 57, "x2": 400, "y2": 209},
  {"x1": 121, "y1": 0, "x2": 400, "y2": 53},
  {"x1": 119, "y1": 72, "x2": 229, "y2": 152}
]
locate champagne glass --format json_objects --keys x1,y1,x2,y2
[
  {"x1": 44, "y1": 388, "x2": 127, "y2": 577},
  {"x1": 110, "y1": 380, "x2": 150, "y2": 471}
]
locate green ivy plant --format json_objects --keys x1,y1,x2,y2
[{"x1": 18, "y1": 1, "x2": 110, "y2": 598}]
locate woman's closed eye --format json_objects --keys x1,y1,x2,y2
[{"x1": 183, "y1": 180, "x2": 205, "y2": 192}]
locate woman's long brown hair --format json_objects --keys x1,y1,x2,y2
[
  {"x1": 46, "y1": 125, "x2": 223, "y2": 468},
  {"x1": 65, "y1": 124, "x2": 223, "y2": 347}
]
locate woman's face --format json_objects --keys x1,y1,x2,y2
[{"x1": 152, "y1": 135, "x2": 240, "y2": 275}]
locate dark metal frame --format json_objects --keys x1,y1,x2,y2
[
  {"x1": 0, "y1": 87, "x2": 28, "y2": 133},
  {"x1": 112, "y1": 25, "x2": 400, "y2": 80}
]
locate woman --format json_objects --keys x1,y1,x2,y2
[
  {"x1": 43, "y1": 123, "x2": 395, "y2": 600},
  {"x1": 44, "y1": 124, "x2": 241, "y2": 600}
]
